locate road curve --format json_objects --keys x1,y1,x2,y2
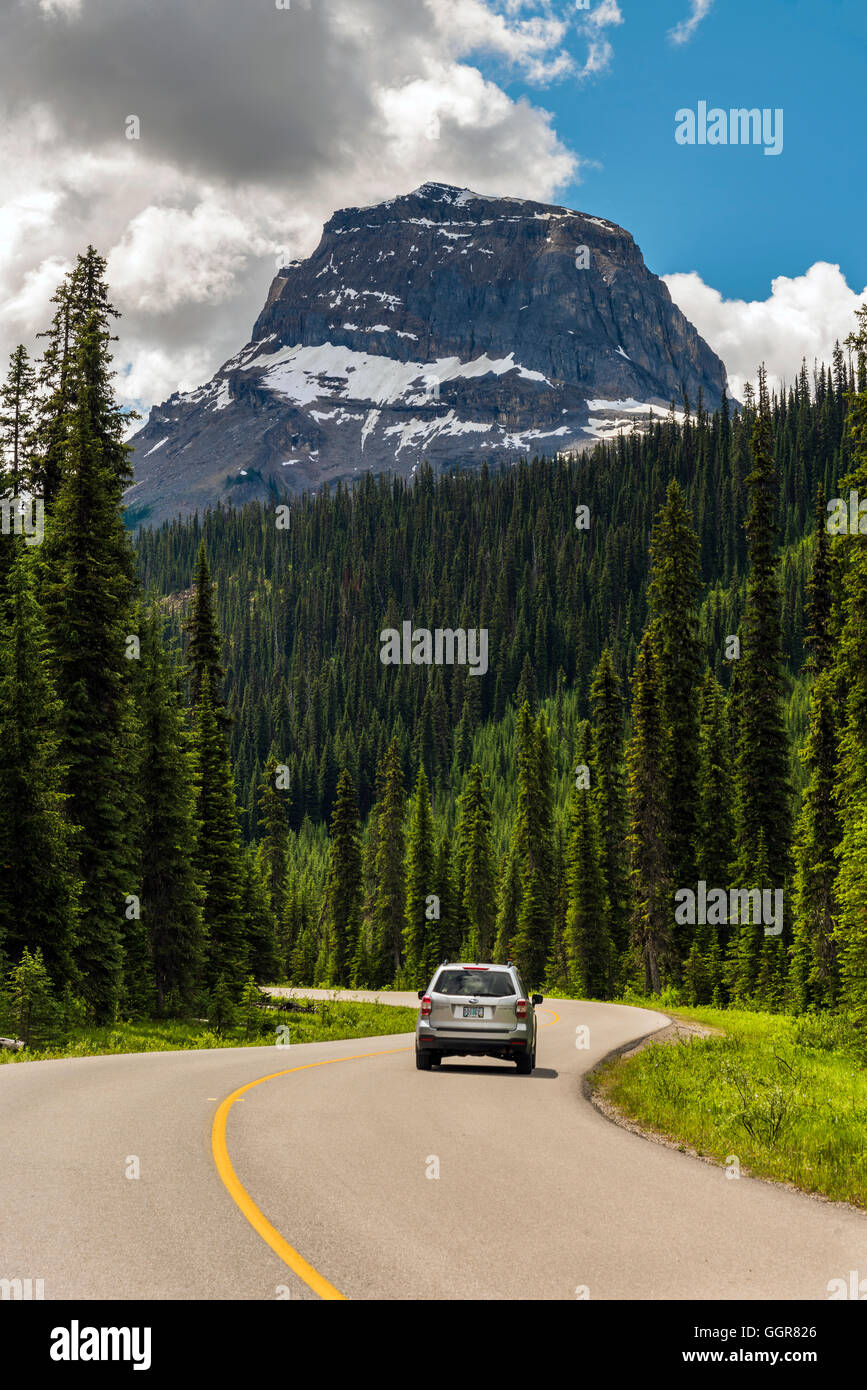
[{"x1": 1, "y1": 994, "x2": 864, "y2": 1300}]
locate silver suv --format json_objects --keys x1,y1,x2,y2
[{"x1": 415, "y1": 962, "x2": 542, "y2": 1074}]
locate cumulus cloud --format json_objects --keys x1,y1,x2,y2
[
  {"x1": 0, "y1": 0, "x2": 580, "y2": 409},
  {"x1": 577, "y1": 0, "x2": 623, "y2": 80},
  {"x1": 668, "y1": 0, "x2": 714, "y2": 46},
  {"x1": 663, "y1": 262, "x2": 867, "y2": 400}
]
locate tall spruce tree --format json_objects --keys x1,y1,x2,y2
[
  {"x1": 256, "y1": 749, "x2": 291, "y2": 923},
  {"x1": 40, "y1": 311, "x2": 137, "y2": 1021},
  {"x1": 0, "y1": 546, "x2": 78, "y2": 987},
  {"x1": 648, "y1": 479, "x2": 703, "y2": 903},
  {"x1": 326, "y1": 768, "x2": 363, "y2": 987},
  {"x1": 511, "y1": 704, "x2": 555, "y2": 985},
  {"x1": 565, "y1": 721, "x2": 609, "y2": 997},
  {"x1": 403, "y1": 766, "x2": 437, "y2": 985},
  {"x1": 137, "y1": 606, "x2": 204, "y2": 1011},
  {"x1": 192, "y1": 672, "x2": 247, "y2": 994},
  {"x1": 626, "y1": 629, "x2": 674, "y2": 994},
  {"x1": 186, "y1": 540, "x2": 225, "y2": 713},
  {"x1": 832, "y1": 311, "x2": 867, "y2": 1039},
  {"x1": 791, "y1": 485, "x2": 840, "y2": 1010},
  {"x1": 455, "y1": 764, "x2": 496, "y2": 962},
  {"x1": 732, "y1": 366, "x2": 792, "y2": 1000},
  {"x1": 370, "y1": 738, "x2": 406, "y2": 986},
  {"x1": 589, "y1": 648, "x2": 630, "y2": 972},
  {"x1": 0, "y1": 346, "x2": 36, "y2": 497}
]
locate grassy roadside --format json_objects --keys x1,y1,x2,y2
[
  {"x1": 592, "y1": 1003, "x2": 867, "y2": 1208},
  {"x1": 0, "y1": 997, "x2": 418, "y2": 1064}
]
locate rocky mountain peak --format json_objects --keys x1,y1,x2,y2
[{"x1": 126, "y1": 183, "x2": 728, "y2": 527}]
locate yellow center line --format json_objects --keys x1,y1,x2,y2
[
  {"x1": 211, "y1": 1045, "x2": 411, "y2": 1301},
  {"x1": 211, "y1": 1003, "x2": 561, "y2": 1299}
]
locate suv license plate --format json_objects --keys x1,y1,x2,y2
[{"x1": 462, "y1": 1006, "x2": 485, "y2": 1018}]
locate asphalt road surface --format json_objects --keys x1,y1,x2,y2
[{"x1": 1, "y1": 993, "x2": 864, "y2": 1300}]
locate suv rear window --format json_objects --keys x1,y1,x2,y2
[{"x1": 434, "y1": 969, "x2": 516, "y2": 998}]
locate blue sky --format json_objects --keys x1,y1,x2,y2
[{"x1": 474, "y1": 0, "x2": 865, "y2": 300}]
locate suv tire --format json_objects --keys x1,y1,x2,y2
[
  {"x1": 516, "y1": 1047, "x2": 535, "y2": 1075},
  {"x1": 416, "y1": 1046, "x2": 433, "y2": 1070}
]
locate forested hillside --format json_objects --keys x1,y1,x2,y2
[{"x1": 1, "y1": 249, "x2": 866, "y2": 1050}]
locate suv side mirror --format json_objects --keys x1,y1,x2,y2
[
  {"x1": 531, "y1": 993, "x2": 543, "y2": 1005},
  {"x1": 417, "y1": 990, "x2": 426, "y2": 1000}
]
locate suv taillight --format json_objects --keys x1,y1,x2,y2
[
  {"x1": 421, "y1": 995, "x2": 432, "y2": 1017},
  {"x1": 516, "y1": 998, "x2": 528, "y2": 1019}
]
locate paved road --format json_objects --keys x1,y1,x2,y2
[{"x1": 1, "y1": 994, "x2": 864, "y2": 1300}]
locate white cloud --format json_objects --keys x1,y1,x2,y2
[
  {"x1": 0, "y1": 0, "x2": 581, "y2": 410},
  {"x1": 577, "y1": 0, "x2": 623, "y2": 81},
  {"x1": 34, "y1": 0, "x2": 82, "y2": 16},
  {"x1": 429, "y1": 0, "x2": 575, "y2": 83},
  {"x1": 668, "y1": 1, "x2": 714, "y2": 46},
  {"x1": 663, "y1": 262, "x2": 867, "y2": 400}
]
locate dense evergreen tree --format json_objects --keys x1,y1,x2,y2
[
  {"x1": 626, "y1": 630, "x2": 674, "y2": 994},
  {"x1": 192, "y1": 673, "x2": 247, "y2": 993},
  {"x1": 136, "y1": 605, "x2": 204, "y2": 1010},
  {"x1": 589, "y1": 649, "x2": 630, "y2": 971},
  {"x1": 648, "y1": 480, "x2": 703, "y2": 898},
  {"x1": 510, "y1": 705, "x2": 555, "y2": 985},
  {"x1": 832, "y1": 313, "x2": 867, "y2": 1037},
  {"x1": 0, "y1": 547, "x2": 78, "y2": 987},
  {"x1": 564, "y1": 721, "x2": 609, "y2": 996},
  {"x1": 186, "y1": 540, "x2": 226, "y2": 712},
  {"x1": 0, "y1": 346, "x2": 36, "y2": 496},
  {"x1": 325, "y1": 769, "x2": 363, "y2": 986},
  {"x1": 369, "y1": 738, "x2": 406, "y2": 986},
  {"x1": 40, "y1": 312, "x2": 137, "y2": 1021},
  {"x1": 403, "y1": 766, "x2": 437, "y2": 985},
  {"x1": 733, "y1": 367, "x2": 792, "y2": 891},
  {"x1": 791, "y1": 486, "x2": 840, "y2": 1009},
  {"x1": 256, "y1": 750, "x2": 291, "y2": 922},
  {"x1": 455, "y1": 764, "x2": 496, "y2": 962}
]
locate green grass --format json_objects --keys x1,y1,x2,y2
[
  {"x1": 595, "y1": 1003, "x2": 867, "y2": 1208},
  {"x1": 0, "y1": 997, "x2": 417, "y2": 1064}
]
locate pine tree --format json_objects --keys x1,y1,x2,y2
[
  {"x1": 791, "y1": 486, "x2": 840, "y2": 1009},
  {"x1": 1, "y1": 947, "x2": 63, "y2": 1050},
  {"x1": 428, "y1": 829, "x2": 457, "y2": 973},
  {"x1": 136, "y1": 606, "x2": 204, "y2": 1011},
  {"x1": 564, "y1": 721, "x2": 609, "y2": 996},
  {"x1": 186, "y1": 540, "x2": 225, "y2": 712},
  {"x1": 370, "y1": 738, "x2": 406, "y2": 986},
  {"x1": 648, "y1": 479, "x2": 703, "y2": 899},
  {"x1": 695, "y1": 670, "x2": 736, "y2": 887},
  {"x1": 689, "y1": 670, "x2": 733, "y2": 1001},
  {"x1": 40, "y1": 311, "x2": 137, "y2": 1022},
  {"x1": 493, "y1": 832, "x2": 522, "y2": 965},
  {"x1": 256, "y1": 750, "x2": 291, "y2": 922},
  {"x1": 326, "y1": 769, "x2": 363, "y2": 986},
  {"x1": 403, "y1": 766, "x2": 437, "y2": 985},
  {"x1": 589, "y1": 649, "x2": 630, "y2": 972},
  {"x1": 831, "y1": 311, "x2": 867, "y2": 1038},
  {"x1": 0, "y1": 547, "x2": 78, "y2": 988},
  {"x1": 511, "y1": 704, "x2": 555, "y2": 985},
  {"x1": 455, "y1": 764, "x2": 496, "y2": 961},
  {"x1": 733, "y1": 366, "x2": 792, "y2": 894},
  {"x1": 192, "y1": 672, "x2": 247, "y2": 994},
  {"x1": 0, "y1": 346, "x2": 36, "y2": 496},
  {"x1": 626, "y1": 630, "x2": 674, "y2": 994},
  {"x1": 240, "y1": 846, "x2": 278, "y2": 982}
]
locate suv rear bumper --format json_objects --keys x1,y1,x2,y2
[{"x1": 417, "y1": 1034, "x2": 529, "y2": 1060}]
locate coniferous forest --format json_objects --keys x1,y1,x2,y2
[{"x1": 2, "y1": 250, "x2": 867, "y2": 1055}]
